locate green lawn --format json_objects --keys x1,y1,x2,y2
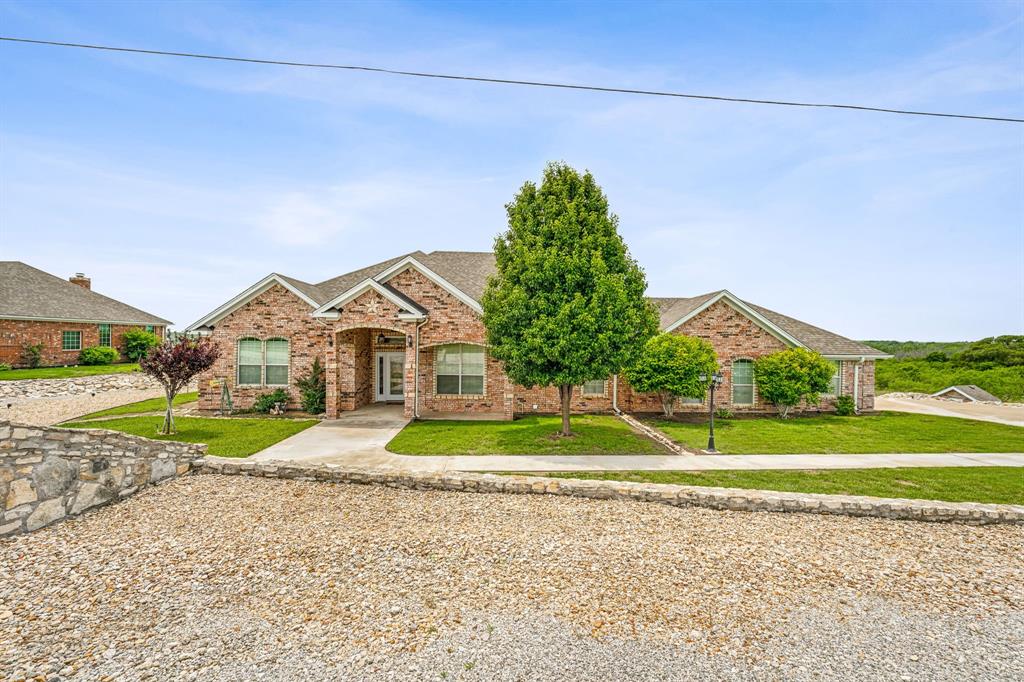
[
  {"x1": 0, "y1": 363, "x2": 141, "y2": 381},
  {"x1": 62, "y1": 416, "x2": 317, "y2": 458},
  {"x1": 72, "y1": 392, "x2": 199, "y2": 421},
  {"x1": 540, "y1": 468, "x2": 1024, "y2": 505},
  {"x1": 387, "y1": 415, "x2": 665, "y2": 455},
  {"x1": 648, "y1": 412, "x2": 1024, "y2": 454}
]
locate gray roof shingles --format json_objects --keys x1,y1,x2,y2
[
  {"x1": 247, "y1": 251, "x2": 883, "y2": 356},
  {"x1": 0, "y1": 261, "x2": 171, "y2": 326}
]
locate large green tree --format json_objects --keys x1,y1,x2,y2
[
  {"x1": 482, "y1": 162, "x2": 658, "y2": 436},
  {"x1": 626, "y1": 333, "x2": 718, "y2": 417}
]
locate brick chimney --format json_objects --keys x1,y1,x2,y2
[{"x1": 69, "y1": 273, "x2": 91, "y2": 290}]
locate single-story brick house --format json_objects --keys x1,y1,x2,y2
[
  {"x1": 187, "y1": 251, "x2": 888, "y2": 418},
  {"x1": 0, "y1": 262, "x2": 170, "y2": 367}
]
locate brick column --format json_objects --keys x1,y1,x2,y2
[{"x1": 325, "y1": 330, "x2": 339, "y2": 418}]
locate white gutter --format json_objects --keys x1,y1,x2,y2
[
  {"x1": 853, "y1": 356, "x2": 864, "y2": 413},
  {"x1": 612, "y1": 374, "x2": 621, "y2": 414},
  {"x1": 413, "y1": 318, "x2": 428, "y2": 418}
]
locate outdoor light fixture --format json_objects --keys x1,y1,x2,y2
[
  {"x1": 377, "y1": 333, "x2": 387, "y2": 345},
  {"x1": 701, "y1": 371, "x2": 725, "y2": 453}
]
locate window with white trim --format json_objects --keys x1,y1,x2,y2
[
  {"x1": 581, "y1": 379, "x2": 606, "y2": 397},
  {"x1": 436, "y1": 344, "x2": 485, "y2": 395},
  {"x1": 264, "y1": 339, "x2": 290, "y2": 386},
  {"x1": 237, "y1": 338, "x2": 263, "y2": 385},
  {"x1": 828, "y1": 360, "x2": 843, "y2": 396},
  {"x1": 98, "y1": 324, "x2": 111, "y2": 347},
  {"x1": 62, "y1": 330, "x2": 81, "y2": 351},
  {"x1": 731, "y1": 359, "x2": 754, "y2": 405}
]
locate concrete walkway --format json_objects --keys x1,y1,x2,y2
[{"x1": 249, "y1": 405, "x2": 1024, "y2": 472}]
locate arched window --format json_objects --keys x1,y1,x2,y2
[
  {"x1": 436, "y1": 344, "x2": 485, "y2": 395},
  {"x1": 264, "y1": 338, "x2": 290, "y2": 386},
  {"x1": 731, "y1": 359, "x2": 755, "y2": 405},
  {"x1": 238, "y1": 338, "x2": 263, "y2": 386}
]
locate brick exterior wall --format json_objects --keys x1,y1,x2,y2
[
  {"x1": 195, "y1": 284, "x2": 326, "y2": 412},
  {"x1": 0, "y1": 319, "x2": 165, "y2": 368},
  {"x1": 198, "y1": 269, "x2": 877, "y2": 419}
]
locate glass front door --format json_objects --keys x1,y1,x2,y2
[{"x1": 376, "y1": 352, "x2": 405, "y2": 402}]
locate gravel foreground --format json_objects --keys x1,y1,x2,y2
[{"x1": 2, "y1": 476, "x2": 1022, "y2": 681}]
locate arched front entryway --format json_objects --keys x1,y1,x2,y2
[{"x1": 329, "y1": 326, "x2": 411, "y2": 416}]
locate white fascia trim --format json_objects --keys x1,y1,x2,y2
[
  {"x1": 663, "y1": 290, "x2": 804, "y2": 348},
  {"x1": 930, "y1": 386, "x2": 976, "y2": 402},
  {"x1": 374, "y1": 256, "x2": 483, "y2": 314},
  {"x1": 823, "y1": 353, "x2": 892, "y2": 360},
  {"x1": 185, "y1": 274, "x2": 319, "y2": 331},
  {"x1": 311, "y1": 278, "x2": 426, "y2": 319}
]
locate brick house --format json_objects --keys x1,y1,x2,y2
[
  {"x1": 187, "y1": 251, "x2": 888, "y2": 418},
  {"x1": 0, "y1": 262, "x2": 170, "y2": 367}
]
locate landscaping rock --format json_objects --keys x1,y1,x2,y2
[
  {"x1": 32, "y1": 455, "x2": 75, "y2": 499},
  {"x1": 25, "y1": 497, "x2": 65, "y2": 531}
]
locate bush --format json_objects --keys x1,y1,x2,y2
[
  {"x1": 753, "y1": 348, "x2": 835, "y2": 418},
  {"x1": 122, "y1": 328, "x2": 161, "y2": 362},
  {"x1": 924, "y1": 351, "x2": 948, "y2": 363},
  {"x1": 0, "y1": 363, "x2": 11, "y2": 372},
  {"x1": 253, "y1": 388, "x2": 290, "y2": 414},
  {"x1": 79, "y1": 346, "x2": 120, "y2": 365},
  {"x1": 714, "y1": 407, "x2": 734, "y2": 420},
  {"x1": 295, "y1": 357, "x2": 327, "y2": 414},
  {"x1": 625, "y1": 333, "x2": 718, "y2": 417},
  {"x1": 834, "y1": 395, "x2": 856, "y2": 416},
  {"x1": 22, "y1": 343, "x2": 42, "y2": 368},
  {"x1": 953, "y1": 335, "x2": 1024, "y2": 368}
]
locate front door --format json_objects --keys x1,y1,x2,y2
[{"x1": 375, "y1": 352, "x2": 405, "y2": 402}]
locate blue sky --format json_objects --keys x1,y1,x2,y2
[{"x1": 1, "y1": 0, "x2": 1021, "y2": 340}]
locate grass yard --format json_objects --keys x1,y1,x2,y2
[
  {"x1": 0, "y1": 363, "x2": 141, "y2": 381},
  {"x1": 62, "y1": 416, "x2": 316, "y2": 458},
  {"x1": 387, "y1": 415, "x2": 665, "y2": 455},
  {"x1": 72, "y1": 392, "x2": 199, "y2": 421},
  {"x1": 540, "y1": 468, "x2": 1024, "y2": 505},
  {"x1": 648, "y1": 411, "x2": 1024, "y2": 454}
]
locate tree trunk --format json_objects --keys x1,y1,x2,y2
[
  {"x1": 559, "y1": 384, "x2": 573, "y2": 437},
  {"x1": 661, "y1": 391, "x2": 674, "y2": 417},
  {"x1": 161, "y1": 387, "x2": 177, "y2": 434},
  {"x1": 779, "y1": 404, "x2": 791, "y2": 419}
]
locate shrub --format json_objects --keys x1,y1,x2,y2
[
  {"x1": 254, "y1": 388, "x2": 290, "y2": 414},
  {"x1": 22, "y1": 343, "x2": 42, "y2": 368},
  {"x1": 924, "y1": 351, "x2": 948, "y2": 363},
  {"x1": 834, "y1": 395, "x2": 856, "y2": 416},
  {"x1": 714, "y1": 407, "x2": 734, "y2": 420},
  {"x1": 79, "y1": 346, "x2": 120, "y2": 365},
  {"x1": 122, "y1": 328, "x2": 161, "y2": 362},
  {"x1": 295, "y1": 357, "x2": 327, "y2": 414},
  {"x1": 625, "y1": 333, "x2": 718, "y2": 417},
  {"x1": 753, "y1": 348, "x2": 835, "y2": 418},
  {"x1": 0, "y1": 363, "x2": 11, "y2": 372}
]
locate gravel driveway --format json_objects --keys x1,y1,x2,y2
[
  {"x1": 2, "y1": 476, "x2": 1021, "y2": 681},
  {"x1": 1, "y1": 388, "x2": 163, "y2": 426}
]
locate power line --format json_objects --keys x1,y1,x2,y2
[{"x1": 2, "y1": 35, "x2": 1021, "y2": 124}]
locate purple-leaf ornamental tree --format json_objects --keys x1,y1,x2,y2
[{"x1": 140, "y1": 337, "x2": 221, "y2": 435}]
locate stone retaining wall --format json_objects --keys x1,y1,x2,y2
[
  {"x1": 1, "y1": 420, "x2": 206, "y2": 536},
  {"x1": 200, "y1": 458, "x2": 1024, "y2": 526},
  {"x1": 0, "y1": 372, "x2": 164, "y2": 400}
]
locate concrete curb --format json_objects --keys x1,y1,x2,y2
[{"x1": 198, "y1": 456, "x2": 1024, "y2": 526}]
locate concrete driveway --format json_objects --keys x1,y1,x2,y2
[
  {"x1": 875, "y1": 395, "x2": 1024, "y2": 427},
  {"x1": 250, "y1": 403, "x2": 410, "y2": 466}
]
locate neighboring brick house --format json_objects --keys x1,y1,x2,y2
[
  {"x1": 0, "y1": 262, "x2": 170, "y2": 367},
  {"x1": 187, "y1": 251, "x2": 888, "y2": 418}
]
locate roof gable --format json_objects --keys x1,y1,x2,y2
[
  {"x1": 186, "y1": 274, "x2": 321, "y2": 330},
  {"x1": 0, "y1": 261, "x2": 171, "y2": 326}
]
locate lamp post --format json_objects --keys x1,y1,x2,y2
[{"x1": 699, "y1": 371, "x2": 724, "y2": 453}]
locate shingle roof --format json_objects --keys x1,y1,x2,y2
[
  {"x1": 0, "y1": 261, "x2": 171, "y2": 326},
  {"x1": 932, "y1": 385, "x2": 1001, "y2": 403},
  {"x1": 203, "y1": 251, "x2": 884, "y2": 356}
]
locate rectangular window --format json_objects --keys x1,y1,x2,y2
[
  {"x1": 62, "y1": 330, "x2": 81, "y2": 351},
  {"x1": 436, "y1": 344, "x2": 485, "y2": 395},
  {"x1": 238, "y1": 339, "x2": 263, "y2": 385},
  {"x1": 98, "y1": 324, "x2": 111, "y2": 347},
  {"x1": 828, "y1": 360, "x2": 843, "y2": 396},
  {"x1": 264, "y1": 339, "x2": 290, "y2": 385},
  {"x1": 731, "y1": 359, "x2": 754, "y2": 405},
  {"x1": 582, "y1": 379, "x2": 606, "y2": 396}
]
